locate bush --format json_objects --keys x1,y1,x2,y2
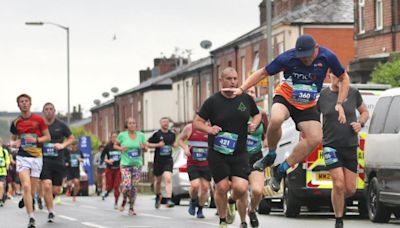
[
  {"x1": 71, "y1": 127, "x2": 101, "y2": 154},
  {"x1": 371, "y1": 54, "x2": 400, "y2": 87}
]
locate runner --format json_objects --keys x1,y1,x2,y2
[
  {"x1": 0, "y1": 139, "x2": 11, "y2": 207},
  {"x1": 230, "y1": 34, "x2": 350, "y2": 192},
  {"x1": 147, "y1": 117, "x2": 176, "y2": 208},
  {"x1": 177, "y1": 120, "x2": 211, "y2": 219},
  {"x1": 93, "y1": 145, "x2": 106, "y2": 198},
  {"x1": 40, "y1": 102, "x2": 75, "y2": 222},
  {"x1": 10, "y1": 93, "x2": 51, "y2": 228},
  {"x1": 101, "y1": 131, "x2": 122, "y2": 209},
  {"x1": 194, "y1": 67, "x2": 261, "y2": 228},
  {"x1": 246, "y1": 86, "x2": 268, "y2": 228},
  {"x1": 317, "y1": 70, "x2": 369, "y2": 228},
  {"x1": 113, "y1": 117, "x2": 147, "y2": 215},
  {"x1": 65, "y1": 141, "x2": 83, "y2": 202}
]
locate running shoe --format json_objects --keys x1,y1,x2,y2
[
  {"x1": 155, "y1": 194, "x2": 162, "y2": 209},
  {"x1": 0, "y1": 200, "x2": 4, "y2": 207},
  {"x1": 188, "y1": 199, "x2": 196, "y2": 215},
  {"x1": 226, "y1": 201, "x2": 236, "y2": 224},
  {"x1": 253, "y1": 153, "x2": 276, "y2": 171},
  {"x1": 248, "y1": 211, "x2": 259, "y2": 228},
  {"x1": 196, "y1": 208, "x2": 205, "y2": 219},
  {"x1": 37, "y1": 197, "x2": 43, "y2": 210},
  {"x1": 55, "y1": 196, "x2": 62, "y2": 205},
  {"x1": 166, "y1": 199, "x2": 175, "y2": 208},
  {"x1": 270, "y1": 168, "x2": 284, "y2": 192},
  {"x1": 240, "y1": 222, "x2": 248, "y2": 228},
  {"x1": 27, "y1": 218, "x2": 36, "y2": 228},
  {"x1": 218, "y1": 221, "x2": 228, "y2": 228},
  {"x1": 335, "y1": 220, "x2": 344, "y2": 228},
  {"x1": 47, "y1": 212, "x2": 55, "y2": 223}
]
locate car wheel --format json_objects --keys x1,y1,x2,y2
[
  {"x1": 283, "y1": 179, "x2": 300, "y2": 218},
  {"x1": 367, "y1": 177, "x2": 391, "y2": 223},
  {"x1": 172, "y1": 195, "x2": 181, "y2": 206},
  {"x1": 258, "y1": 198, "x2": 271, "y2": 215}
]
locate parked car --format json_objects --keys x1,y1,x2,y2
[
  {"x1": 364, "y1": 87, "x2": 400, "y2": 223},
  {"x1": 170, "y1": 148, "x2": 191, "y2": 205},
  {"x1": 259, "y1": 84, "x2": 390, "y2": 217}
]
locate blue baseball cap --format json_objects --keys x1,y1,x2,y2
[{"x1": 295, "y1": 34, "x2": 316, "y2": 58}]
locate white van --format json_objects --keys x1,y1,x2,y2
[{"x1": 364, "y1": 87, "x2": 400, "y2": 223}]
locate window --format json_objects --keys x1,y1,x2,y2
[
  {"x1": 241, "y1": 57, "x2": 246, "y2": 84},
  {"x1": 228, "y1": 61, "x2": 232, "y2": 67},
  {"x1": 383, "y1": 96, "x2": 400, "y2": 134},
  {"x1": 252, "y1": 52, "x2": 261, "y2": 97},
  {"x1": 206, "y1": 76, "x2": 211, "y2": 98},
  {"x1": 196, "y1": 81, "x2": 201, "y2": 109},
  {"x1": 376, "y1": 0, "x2": 383, "y2": 30},
  {"x1": 359, "y1": 0, "x2": 365, "y2": 33},
  {"x1": 369, "y1": 97, "x2": 392, "y2": 134}
]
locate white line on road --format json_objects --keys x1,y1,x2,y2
[
  {"x1": 80, "y1": 205, "x2": 98, "y2": 209},
  {"x1": 81, "y1": 222, "x2": 108, "y2": 228},
  {"x1": 122, "y1": 226, "x2": 153, "y2": 228},
  {"x1": 61, "y1": 202, "x2": 74, "y2": 206},
  {"x1": 139, "y1": 213, "x2": 172, "y2": 220},
  {"x1": 58, "y1": 215, "x2": 78, "y2": 221},
  {"x1": 191, "y1": 221, "x2": 218, "y2": 226}
]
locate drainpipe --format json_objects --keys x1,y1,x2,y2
[{"x1": 392, "y1": 0, "x2": 398, "y2": 52}]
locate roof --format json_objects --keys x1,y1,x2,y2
[
  {"x1": 90, "y1": 99, "x2": 114, "y2": 112},
  {"x1": 69, "y1": 117, "x2": 92, "y2": 128},
  {"x1": 380, "y1": 87, "x2": 400, "y2": 98},
  {"x1": 276, "y1": 0, "x2": 354, "y2": 24},
  {"x1": 211, "y1": 0, "x2": 354, "y2": 53}
]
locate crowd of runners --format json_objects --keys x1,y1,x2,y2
[{"x1": 0, "y1": 35, "x2": 369, "y2": 228}]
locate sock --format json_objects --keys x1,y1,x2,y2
[
  {"x1": 278, "y1": 160, "x2": 290, "y2": 173},
  {"x1": 267, "y1": 149, "x2": 276, "y2": 156},
  {"x1": 48, "y1": 208, "x2": 53, "y2": 213},
  {"x1": 198, "y1": 205, "x2": 203, "y2": 210},
  {"x1": 28, "y1": 213, "x2": 35, "y2": 219},
  {"x1": 219, "y1": 217, "x2": 226, "y2": 224}
]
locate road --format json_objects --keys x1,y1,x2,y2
[{"x1": 1, "y1": 195, "x2": 399, "y2": 228}]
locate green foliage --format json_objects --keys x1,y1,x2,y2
[
  {"x1": 71, "y1": 127, "x2": 101, "y2": 154},
  {"x1": 371, "y1": 54, "x2": 400, "y2": 87}
]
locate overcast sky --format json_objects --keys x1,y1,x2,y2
[{"x1": 0, "y1": 0, "x2": 260, "y2": 116}]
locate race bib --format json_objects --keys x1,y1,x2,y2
[
  {"x1": 70, "y1": 154, "x2": 80, "y2": 168},
  {"x1": 323, "y1": 147, "x2": 339, "y2": 166},
  {"x1": 246, "y1": 135, "x2": 261, "y2": 154},
  {"x1": 0, "y1": 157, "x2": 4, "y2": 167},
  {"x1": 20, "y1": 133, "x2": 37, "y2": 149},
  {"x1": 109, "y1": 151, "x2": 121, "y2": 161},
  {"x1": 292, "y1": 84, "x2": 318, "y2": 104},
  {"x1": 160, "y1": 146, "x2": 172, "y2": 156},
  {"x1": 127, "y1": 149, "x2": 140, "y2": 159},
  {"x1": 213, "y1": 132, "x2": 238, "y2": 155},
  {"x1": 43, "y1": 143, "x2": 57, "y2": 157},
  {"x1": 192, "y1": 147, "x2": 208, "y2": 161}
]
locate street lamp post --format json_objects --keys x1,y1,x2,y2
[{"x1": 26, "y1": 21, "x2": 71, "y2": 125}]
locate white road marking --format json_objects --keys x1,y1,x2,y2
[
  {"x1": 58, "y1": 215, "x2": 78, "y2": 221},
  {"x1": 81, "y1": 222, "x2": 108, "y2": 228},
  {"x1": 80, "y1": 205, "x2": 98, "y2": 209},
  {"x1": 191, "y1": 220, "x2": 218, "y2": 226},
  {"x1": 122, "y1": 226, "x2": 153, "y2": 228},
  {"x1": 61, "y1": 202, "x2": 74, "y2": 206},
  {"x1": 139, "y1": 213, "x2": 172, "y2": 220}
]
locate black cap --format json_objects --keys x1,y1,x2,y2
[{"x1": 295, "y1": 34, "x2": 316, "y2": 58}]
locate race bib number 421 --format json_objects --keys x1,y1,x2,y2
[{"x1": 213, "y1": 132, "x2": 238, "y2": 155}]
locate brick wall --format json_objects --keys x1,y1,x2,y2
[{"x1": 304, "y1": 27, "x2": 355, "y2": 68}]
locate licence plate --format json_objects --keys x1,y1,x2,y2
[{"x1": 316, "y1": 172, "x2": 332, "y2": 181}]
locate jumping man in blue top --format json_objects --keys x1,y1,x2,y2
[{"x1": 227, "y1": 34, "x2": 350, "y2": 192}]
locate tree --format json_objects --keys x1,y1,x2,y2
[
  {"x1": 371, "y1": 54, "x2": 400, "y2": 87},
  {"x1": 71, "y1": 127, "x2": 101, "y2": 154}
]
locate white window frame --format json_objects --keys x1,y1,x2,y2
[
  {"x1": 375, "y1": 0, "x2": 383, "y2": 30},
  {"x1": 359, "y1": 0, "x2": 365, "y2": 34}
]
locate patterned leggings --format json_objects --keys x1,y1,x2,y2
[{"x1": 120, "y1": 166, "x2": 142, "y2": 209}]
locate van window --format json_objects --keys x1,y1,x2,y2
[
  {"x1": 383, "y1": 95, "x2": 400, "y2": 134},
  {"x1": 369, "y1": 96, "x2": 392, "y2": 134}
]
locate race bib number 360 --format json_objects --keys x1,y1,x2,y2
[
  {"x1": 213, "y1": 132, "x2": 238, "y2": 155},
  {"x1": 292, "y1": 84, "x2": 318, "y2": 104}
]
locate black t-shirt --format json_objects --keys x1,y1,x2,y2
[
  {"x1": 43, "y1": 118, "x2": 72, "y2": 165},
  {"x1": 101, "y1": 142, "x2": 121, "y2": 169},
  {"x1": 148, "y1": 129, "x2": 176, "y2": 163},
  {"x1": 198, "y1": 92, "x2": 259, "y2": 155},
  {"x1": 67, "y1": 149, "x2": 83, "y2": 170}
]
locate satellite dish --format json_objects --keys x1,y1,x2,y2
[
  {"x1": 200, "y1": 40, "x2": 212, "y2": 49},
  {"x1": 102, "y1": 92, "x2": 110, "y2": 98},
  {"x1": 93, "y1": 99, "x2": 101, "y2": 106},
  {"x1": 111, "y1": 87, "x2": 119, "y2": 93}
]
